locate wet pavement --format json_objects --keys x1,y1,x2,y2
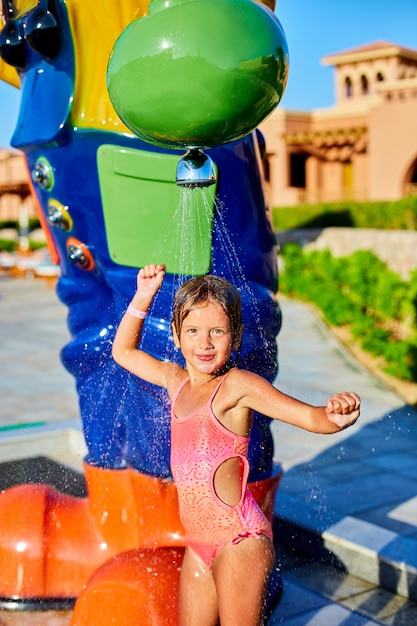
[{"x1": 0, "y1": 274, "x2": 417, "y2": 625}]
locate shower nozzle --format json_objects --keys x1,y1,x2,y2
[{"x1": 176, "y1": 149, "x2": 216, "y2": 188}]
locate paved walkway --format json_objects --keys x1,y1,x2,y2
[
  {"x1": 0, "y1": 274, "x2": 78, "y2": 427},
  {"x1": 0, "y1": 275, "x2": 417, "y2": 625}
]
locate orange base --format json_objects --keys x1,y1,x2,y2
[
  {"x1": 0, "y1": 462, "x2": 283, "y2": 622},
  {"x1": 0, "y1": 464, "x2": 186, "y2": 598}
]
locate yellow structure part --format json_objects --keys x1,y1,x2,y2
[
  {"x1": 0, "y1": 58, "x2": 20, "y2": 89},
  {"x1": 65, "y1": 0, "x2": 149, "y2": 133}
]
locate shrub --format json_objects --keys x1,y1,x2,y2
[{"x1": 279, "y1": 244, "x2": 417, "y2": 382}]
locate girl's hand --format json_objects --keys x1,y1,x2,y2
[
  {"x1": 136, "y1": 264, "x2": 166, "y2": 297},
  {"x1": 326, "y1": 392, "x2": 361, "y2": 429}
]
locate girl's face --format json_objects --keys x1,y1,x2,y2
[{"x1": 173, "y1": 301, "x2": 240, "y2": 377}]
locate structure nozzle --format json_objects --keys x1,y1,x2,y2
[{"x1": 176, "y1": 149, "x2": 216, "y2": 188}]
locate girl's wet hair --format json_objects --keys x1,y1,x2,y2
[{"x1": 172, "y1": 275, "x2": 243, "y2": 349}]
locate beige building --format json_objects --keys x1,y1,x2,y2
[
  {"x1": 0, "y1": 149, "x2": 35, "y2": 224},
  {"x1": 260, "y1": 40, "x2": 417, "y2": 207}
]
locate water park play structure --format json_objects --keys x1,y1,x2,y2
[{"x1": 0, "y1": 0, "x2": 289, "y2": 623}]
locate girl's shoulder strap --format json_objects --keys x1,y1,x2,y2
[{"x1": 209, "y1": 369, "x2": 233, "y2": 402}]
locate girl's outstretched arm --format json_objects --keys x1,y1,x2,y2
[
  {"x1": 231, "y1": 370, "x2": 360, "y2": 434},
  {"x1": 112, "y1": 264, "x2": 172, "y2": 388}
]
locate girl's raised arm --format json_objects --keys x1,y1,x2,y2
[{"x1": 112, "y1": 264, "x2": 172, "y2": 388}]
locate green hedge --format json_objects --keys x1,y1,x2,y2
[
  {"x1": 279, "y1": 244, "x2": 417, "y2": 382},
  {"x1": 0, "y1": 239, "x2": 16, "y2": 253},
  {"x1": 272, "y1": 197, "x2": 417, "y2": 231},
  {"x1": 0, "y1": 239, "x2": 47, "y2": 252},
  {"x1": 0, "y1": 218, "x2": 41, "y2": 232}
]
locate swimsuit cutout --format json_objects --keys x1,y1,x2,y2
[{"x1": 170, "y1": 371, "x2": 272, "y2": 569}]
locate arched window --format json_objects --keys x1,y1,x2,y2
[
  {"x1": 376, "y1": 72, "x2": 384, "y2": 82},
  {"x1": 360, "y1": 74, "x2": 369, "y2": 95},
  {"x1": 404, "y1": 156, "x2": 417, "y2": 197},
  {"x1": 345, "y1": 76, "x2": 353, "y2": 98}
]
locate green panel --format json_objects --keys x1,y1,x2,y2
[{"x1": 97, "y1": 145, "x2": 216, "y2": 275}]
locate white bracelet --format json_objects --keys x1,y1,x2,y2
[{"x1": 127, "y1": 304, "x2": 147, "y2": 319}]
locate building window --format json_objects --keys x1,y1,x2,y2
[
  {"x1": 376, "y1": 72, "x2": 384, "y2": 82},
  {"x1": 289, "y1": 153, "x2": 307, "y2": 188},
  {"x1": 361, "y1": 74, "x2": 369, "y2": 95},
  {"x1": 345, "y1": 76, "x2": 353, "y2": 98}
]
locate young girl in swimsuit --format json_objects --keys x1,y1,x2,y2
[{"x1": 112, "y1": 263, "x2": 360, "y2": 626}]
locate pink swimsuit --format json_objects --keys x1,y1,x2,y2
[{"x1": 170, "y1": 373, "x2": 272, "y2": 568}]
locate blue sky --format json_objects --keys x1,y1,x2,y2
[
  {"x1": 277, "y1": 0, "x2": 417, "y2": 110},
  {"x1": 0, "y1": 0, "x2": 416, "y2": 148}
]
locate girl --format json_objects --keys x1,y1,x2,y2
[{"x1": 112, "y1": 263, "x2": 360, "y2": 626}]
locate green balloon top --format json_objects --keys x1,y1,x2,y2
[{"x1": 107, "y1": 0, "x2": 289, "y2": 149}]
